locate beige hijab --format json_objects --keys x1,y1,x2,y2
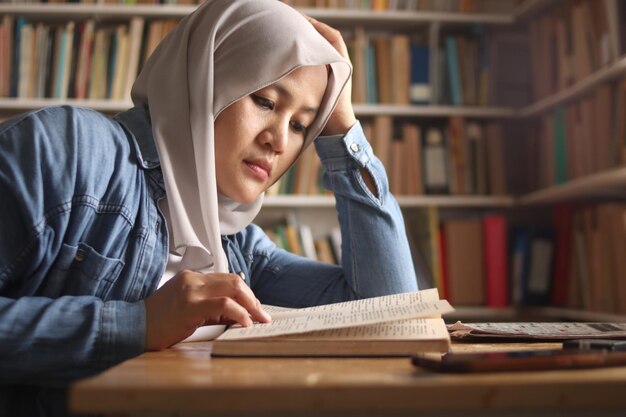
[{"x1": 131, "y1": 0, "x2": 351, "y2": 273}]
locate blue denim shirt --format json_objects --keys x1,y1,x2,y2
[{"x1": 0, "y1": 106, "x2": 417, "y2": 389}]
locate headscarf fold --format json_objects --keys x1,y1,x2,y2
[{"x1": 132, "y1": 0, "x2": 351, "y2": 273}]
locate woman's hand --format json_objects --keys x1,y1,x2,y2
[
  {"x1": 306, "y1": 16, "x2": 357, "y2": 136},
  {"x1": 144, "y1": 270, "x2": 271, "y2": 350}
]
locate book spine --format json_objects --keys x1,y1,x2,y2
[{"x1": 483, "y1": 215, "x2": 508, "y2": 308}]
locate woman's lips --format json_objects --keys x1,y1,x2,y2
[{"x1": 243, "y1": 160, "x2": 271, "y2": 181}]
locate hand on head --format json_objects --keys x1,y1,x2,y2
[
  {"x1": 144, "y1": 270, "x2": 271, "y2": 350},
  {"x1": 304, "y1": 15, "x2": 357, "y2": 136}
]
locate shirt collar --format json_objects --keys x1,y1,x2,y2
[{"x1": 114, "y1": 106, "x2": 160, "y2": 170}]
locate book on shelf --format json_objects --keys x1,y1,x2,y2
[
  {"x1": 402, "y1": 123, "x2": 424, "y2": 195},
  {"x1": 510, "y1": 226, "x2": 554, "y2": 307},
  {"x1": 404, "y1": 206, "x2": 443, "y2": 295},
  {"x1": 406, "y1": 209, "x2": 509, "y2": 309},
  {"x1": 529, "y1": 0, "x2": 622, "y2": 101},
  {"x1": 211, "y1": 288, "x2": 454, "y2": 357},
  {"x1": 446, "y1": 116, "x2": 468, "y2": 194},
  {"x1": 483, "y1": 214, "x2": 508, "y2": 308},
  {"x1": 410, "y1": 43, "x2": 430, "y2": 104},
  {"x1": 262, "y1": 216, "x2": 341, "y2": 265},
  {"x1": 529, "y1": 80, "x2": 625, "y2": 191},
  {"x1": 439, "y1": 28, "x2": 499, "y2": 107},
  {"x1": 442, "y1": 217, "x2": 484, "y2": 306},
  {"x1": 444, "y1": 36, "x2": 463, "y2": 106},
  {"x1": 422, "y1": 124, "x2": 449, "y2": 194},
  {"x1": 486, "y1": 29, "x2": 531, "y2": 108},
  {"x1": 348, "y1": 30, "x2": 427, "y2": 105},
  {"x1": 550, "y1": 204, "x2": 575, "y2": 307},
  {"x1": 562, "y1": 204, "x2": 626, "y2": 315}
]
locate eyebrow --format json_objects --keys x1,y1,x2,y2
[{"x1": 268, "y1": 83, "x2": 319, "y2": 115}]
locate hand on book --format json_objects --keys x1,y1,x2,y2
[
  {"x1": 305, "y1": 15, "x2": 357, "y2": 136},
  {"x1": 144, "y1": 270, "x2": 271, "y2": 350}
]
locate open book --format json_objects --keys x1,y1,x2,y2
[{"x1": 211, "y1": 288, "x2": 454, "y2": 357}]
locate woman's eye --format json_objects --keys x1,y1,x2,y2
[
  {"x1": 291, "y1": 121, "x2": 307, "y2": 135},
  {"x1": 252, "y1": 94, "x2": 274, "y2": 110}
]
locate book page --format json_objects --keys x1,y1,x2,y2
[
  {"x1": 260, "y1": 304, "x2": 293, "y2": 314},
  {"x1": 266, "y1": 288, "x2": 441, "y2": 320},
  {"x1": 217, "y1": 299, "x2": 453, "y2": 340},
  {"x1": 292, "y1": 318, "x2": 450, "y2": 341}
]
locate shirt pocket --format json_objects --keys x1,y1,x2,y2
[{"x1": 44, "y1": 242, "x2": 124, "y2": 299}]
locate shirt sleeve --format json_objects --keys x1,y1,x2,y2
[
  {"x1": 246, "y1": 121, "x2": 419, "y2": 308},
  {"x1": 0, "y1": 108, "x2": 146, "y2": 385}
]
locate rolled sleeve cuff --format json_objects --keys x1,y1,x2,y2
[
  {"x1": 314, "y1": 121, "x2": 373, "y2": 170},
  {"x1": 99, "y1": 300, "x2": 146, "y2": 369}
]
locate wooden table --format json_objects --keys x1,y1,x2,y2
[{"x1": 69, "y1": 341, "x2": 626, "y2": 416}]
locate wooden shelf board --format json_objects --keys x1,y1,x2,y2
[
  {"x1": 513, "y1": 0, "x2": 560, "y2": 21},
  {"x1": 0, "y1": 99, "x2": 131, "y2": 112},
  {"x1": 301, "y1": 8, "x2": 514, "y2": 26},
  {"x1": 0, "y1": 4, "x2": 514, "y2": 25},
  {"x1": 354, "y1": 104, "x2": 516, "y2": 118},
  {"x1": 263, "y1": 195, "x2": 515, "y2": 208},
  {"x1": 0, "y1": 100, "x2": 517, "y2": 119},
  {"x1": 0, "y1": 4, "x2": 195, "y2": 18},
  {"x1": 518, "y1": 56, "x2": 626, "y2": 118},
  {"x1": 517, "y1": 166, "x2": 626, "y2": 206}
]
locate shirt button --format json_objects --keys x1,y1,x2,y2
[
  {"x1": 350, "y1": 143, "x2": 360, "y2": 153},
  {"x1": 75, "y1": 249, "x2": 85, "y2": 262}
]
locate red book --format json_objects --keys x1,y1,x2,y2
[
  {"x1": 550, "y1": 204, "x2": 574, "y2": 306},
  {"x1": 483, "y1": 215, "x2": 509, "y2": 307}
]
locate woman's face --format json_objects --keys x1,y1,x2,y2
[{"x1": 214, "y1": 65, "x2": 328, "y2": 204}]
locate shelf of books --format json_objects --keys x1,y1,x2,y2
[
  {"x1": 3, "y1": 0, "x2": 626, "y2": 321},
  {"x1": 474, "y1": 0, "x2": 626, "y2": 322}
]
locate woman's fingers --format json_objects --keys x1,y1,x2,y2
[
  {"x1": 144, "y1": 270, "x2": 271, "y2": 350},
  {"x1": 191, "y1": 296, "x2": 255, "y2": 327},
  {"x1": 201, "y1": 273, "x2": 272, "y2": 324}
]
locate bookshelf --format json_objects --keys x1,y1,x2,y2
[{"x1": 2, "y1": 0, "x2": 625, "y2": 321}]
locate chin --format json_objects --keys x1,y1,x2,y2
[{"x1": 230, "y1": 189, "x2": 262, "y2": 205}]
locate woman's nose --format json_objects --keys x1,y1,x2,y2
[{"x1": 260, "y1": 121, "x2": 288, "y2": 152}]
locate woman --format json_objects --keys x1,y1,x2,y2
[{"x1": 0, "y1": 0, "x2": 417, "y2": 412}]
